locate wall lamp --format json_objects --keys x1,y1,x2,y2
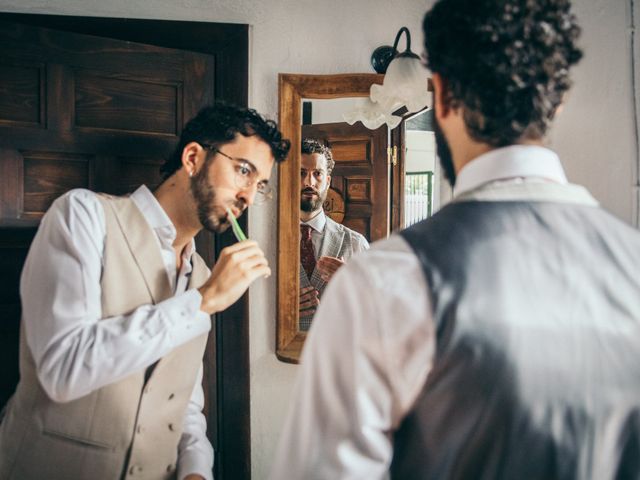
[{"x1": 344, "y1": 27, "x2": 431, "y2": 130}]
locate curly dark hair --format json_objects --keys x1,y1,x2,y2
[
  {"x1": 301, "y1": 138, "x2": 335, "y2": 175},
  {"x1": 423, "y1": 0, "x2": 583, "y2": 146},
  {"x1": 160, "y1": 102, "x2": 291, "y2": 180}
]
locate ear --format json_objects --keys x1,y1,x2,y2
[
  {"x1": 325, "y1": 174, "x2": 332, "y2": 188},
  {"x1": 432, "y1": 73, "x2": 451, "y2": 122},
  {"x1": 181, "y1": 142, "x2": 203, "y2": 177}
]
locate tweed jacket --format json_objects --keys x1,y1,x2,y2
[{"x1": 299, "y1": 216, "x2": 369, "y2": 331}]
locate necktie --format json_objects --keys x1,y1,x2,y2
[{"x1": 300, "y1": 224, "x2": 316, "y2": 279}]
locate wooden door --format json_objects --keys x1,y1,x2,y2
[
  {"x1": 0, "y1": 15, "x2": 214, "y2": 447},
  {"x1": 302, "y1": 122, "x2": 389, "y2": 241}
]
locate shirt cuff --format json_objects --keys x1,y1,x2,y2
[
  {"x1": 177, "y1": 449, "x2": 214, "y2": 480},
  {"x1": 156, "y1": 289, "x2": 211, "y2": 347}
]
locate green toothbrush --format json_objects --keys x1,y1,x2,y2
[{"x1": 226, "y1": 208, "x2": 247, "y2": 242}]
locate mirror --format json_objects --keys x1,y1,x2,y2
[{"x1": 277, "y1": 73, "x2": 437, "y2": 363}]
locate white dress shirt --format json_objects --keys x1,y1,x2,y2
[
  {"x1": 20, "y1": 185, "x2": 214, "y2": 480},
  {"x1": 269, "y1": 146, "x2": 597, "y2": 480}
]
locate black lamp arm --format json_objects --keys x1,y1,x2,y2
[
  {"x1": 370, "y1": 26, "x2": 418, "y2": 73},
  {"x1": 392, "y1": 26, "x2": 412, "y2": 54}
]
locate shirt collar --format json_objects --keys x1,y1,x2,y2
[
  {"x1": 130, "y1": 185, "x2": 174, "y2": 231},
  {"x1": 301, "y1": 209, "x2": 327, "y2": 233},
  {"x1": 130, "y1": 185, "x2": 195, "y2": 257},
  {"x1": 454, "y1": 145, "x2": 567, "y2": 197}
]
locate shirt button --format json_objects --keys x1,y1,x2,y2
[
  {"x1": 129, "y1": 465, "x2": 143, "y2": 475},
  {"x1": 137, "y1": 425, "x2": 144, "y2": 434},
  {"x1": 166, "y1": 464, "x2": 174, "y2": 473},
  {"x1": 143, "y1": 386, "x2": 151, "y2": 394},
  {"x1": 168, "y1": 423, "x2": 175, "y2": 431},
  {"x1": 168, "y1": 393, "x2": 175, "y2": 400}
]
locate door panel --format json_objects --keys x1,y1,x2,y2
[{"x1": 0, "y1": 22, "x2": 214, "y2": 227}]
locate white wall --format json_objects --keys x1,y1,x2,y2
[
  {"x1": 633, "y1": 0, "x2": 640, "y2": 226},
  {"x1": 0, "y1": 0, "x2": 637, "y2": 478},
  {"x1": 548, "y1": 0, "x2": 637, "y2": 223}
]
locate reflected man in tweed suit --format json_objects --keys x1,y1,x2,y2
[{"x1": 299, "y1": 139, "x2": 369, "y2": 331}]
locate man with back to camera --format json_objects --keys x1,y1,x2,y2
[
  {"x1": 0, "y1": 102, "x2": 290, "y2": 480},
  {"x1": 271, "y1": 0, "x2": 640, "y2": 478},
  {"x1": 298, "y1": 138, "x2": 369, "y2": 330}
]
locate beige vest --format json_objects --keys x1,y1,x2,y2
[{"x1": 0, "y1": 194, "x2": 210, "y2": 480}]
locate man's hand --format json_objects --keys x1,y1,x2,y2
[
  {"x1": 198, "y1": 240, "x2": 270, "y2": 315},
  {"x1": 316, "y1": 256, "x2": 345, "y2": 283},
  {"x1": 299, "y1": 285, "x2": 320, "y2": 318}
]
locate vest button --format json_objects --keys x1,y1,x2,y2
[
  {"x1": 137, "y1": 425, "x2": 144, "y2": 434},
  {"x1": 168, "y1": 423, "x2": 175, "y2": 431},
  {"x1": 166, "y1": 464, "x2": 174, "y2": 472},
  {"x1": 168, "y1": 393, "x2": 175, "y2": 400},
  {"x1": 129, "y1": 464, "x2": 143, "y2": 475}
]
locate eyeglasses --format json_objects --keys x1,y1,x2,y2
[{"x1": 199, "y1": 143, "x2": 272, "y2": 205}]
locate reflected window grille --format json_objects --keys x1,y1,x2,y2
[{"x1": 404, "y1": 171, "x2": 434, "y2": 227}]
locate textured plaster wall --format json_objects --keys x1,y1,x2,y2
[
  {"x1": 0, "y1": 0, "x2": 637, "y2": 478},
  {"x1": 548, "y1": 0, "x2": 637, "y2": 224},
  {"x1": 633, "y1": 0, "x2": 640, "y2": 226}
]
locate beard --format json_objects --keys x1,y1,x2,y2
[
  {"x1": 433, "y1": 116, "x2": 456, "y2": 187},
  {"x1": 190, "y1": 164, "x2": 243, "y2": 234},
  {"x1": 300, "y1": 187, "x2": 327, "y2": 213}
]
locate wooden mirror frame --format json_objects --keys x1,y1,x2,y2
[{"x1": 276, "y1": 73, "x2": 384, "y2": 363}]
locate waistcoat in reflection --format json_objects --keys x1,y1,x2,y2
[
  {"x1": 393, "y1": 196, "x2": 640, "y2": 480},
  {"x1": 0, "y1": 194, "x2": 210, "y2": 480}
]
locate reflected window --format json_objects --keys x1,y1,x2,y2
[
  {"x1": 403, "y1": 108, "x2": 437, "y2": 228},
  {"x1": 405, "y1": 171, "x2": 434, "y2": 226}
]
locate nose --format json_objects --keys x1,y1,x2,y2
[
  {"x1": 302, "y1": 171, "x2": 315, "y2": 188},
  {"x1": 237, "y1": 183, "x2": 257, "y2": 207}
]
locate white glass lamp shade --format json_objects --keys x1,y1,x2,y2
[
  {"x1": 343, "y1": 97, "x2": 402, "y2": 130},
  {"x1": 344, "y1": 55, "x2": 431, "y2": 130},
  {"x1": 370, "y1": 56, "x2": 431, "y2": 114}
]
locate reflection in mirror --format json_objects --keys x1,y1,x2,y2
[
  {"x1": 298, "y1": 135, "x2": 371, "y2": 331},
  {"x1": 298, "y1": 98, "x2": 387, "y2": 331}
]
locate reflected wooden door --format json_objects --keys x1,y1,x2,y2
[
  {"x1": 302, "y1": 122, "x2": 389, "y2": 241},
  {"x1": 0, "y1": 16, "x2": 214, "y2": 446}
]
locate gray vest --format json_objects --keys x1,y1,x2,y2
[{"x1": 392, "y1": 194, "x2": 640, "y2": 480}]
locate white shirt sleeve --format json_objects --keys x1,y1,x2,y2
[
  {"x1": 177, "y1": 364, "x2": 215, "y2": 480},
  {"x1": 355, "y1": 233, "x2": 370, "y2": 253},
  {"x1": 20, "y1": 189, "x2": 212, "y2": 403},
  {"x1": 269, "y1": 235, "x2": 436, "y2": 480}
]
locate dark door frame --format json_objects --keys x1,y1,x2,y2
[{"x1": 0, "y1": 12, "x2": 251, "y2": 480}]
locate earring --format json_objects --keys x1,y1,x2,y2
[{"x1": 189, "y1": 170, "x2": 193, "y2": 178}]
